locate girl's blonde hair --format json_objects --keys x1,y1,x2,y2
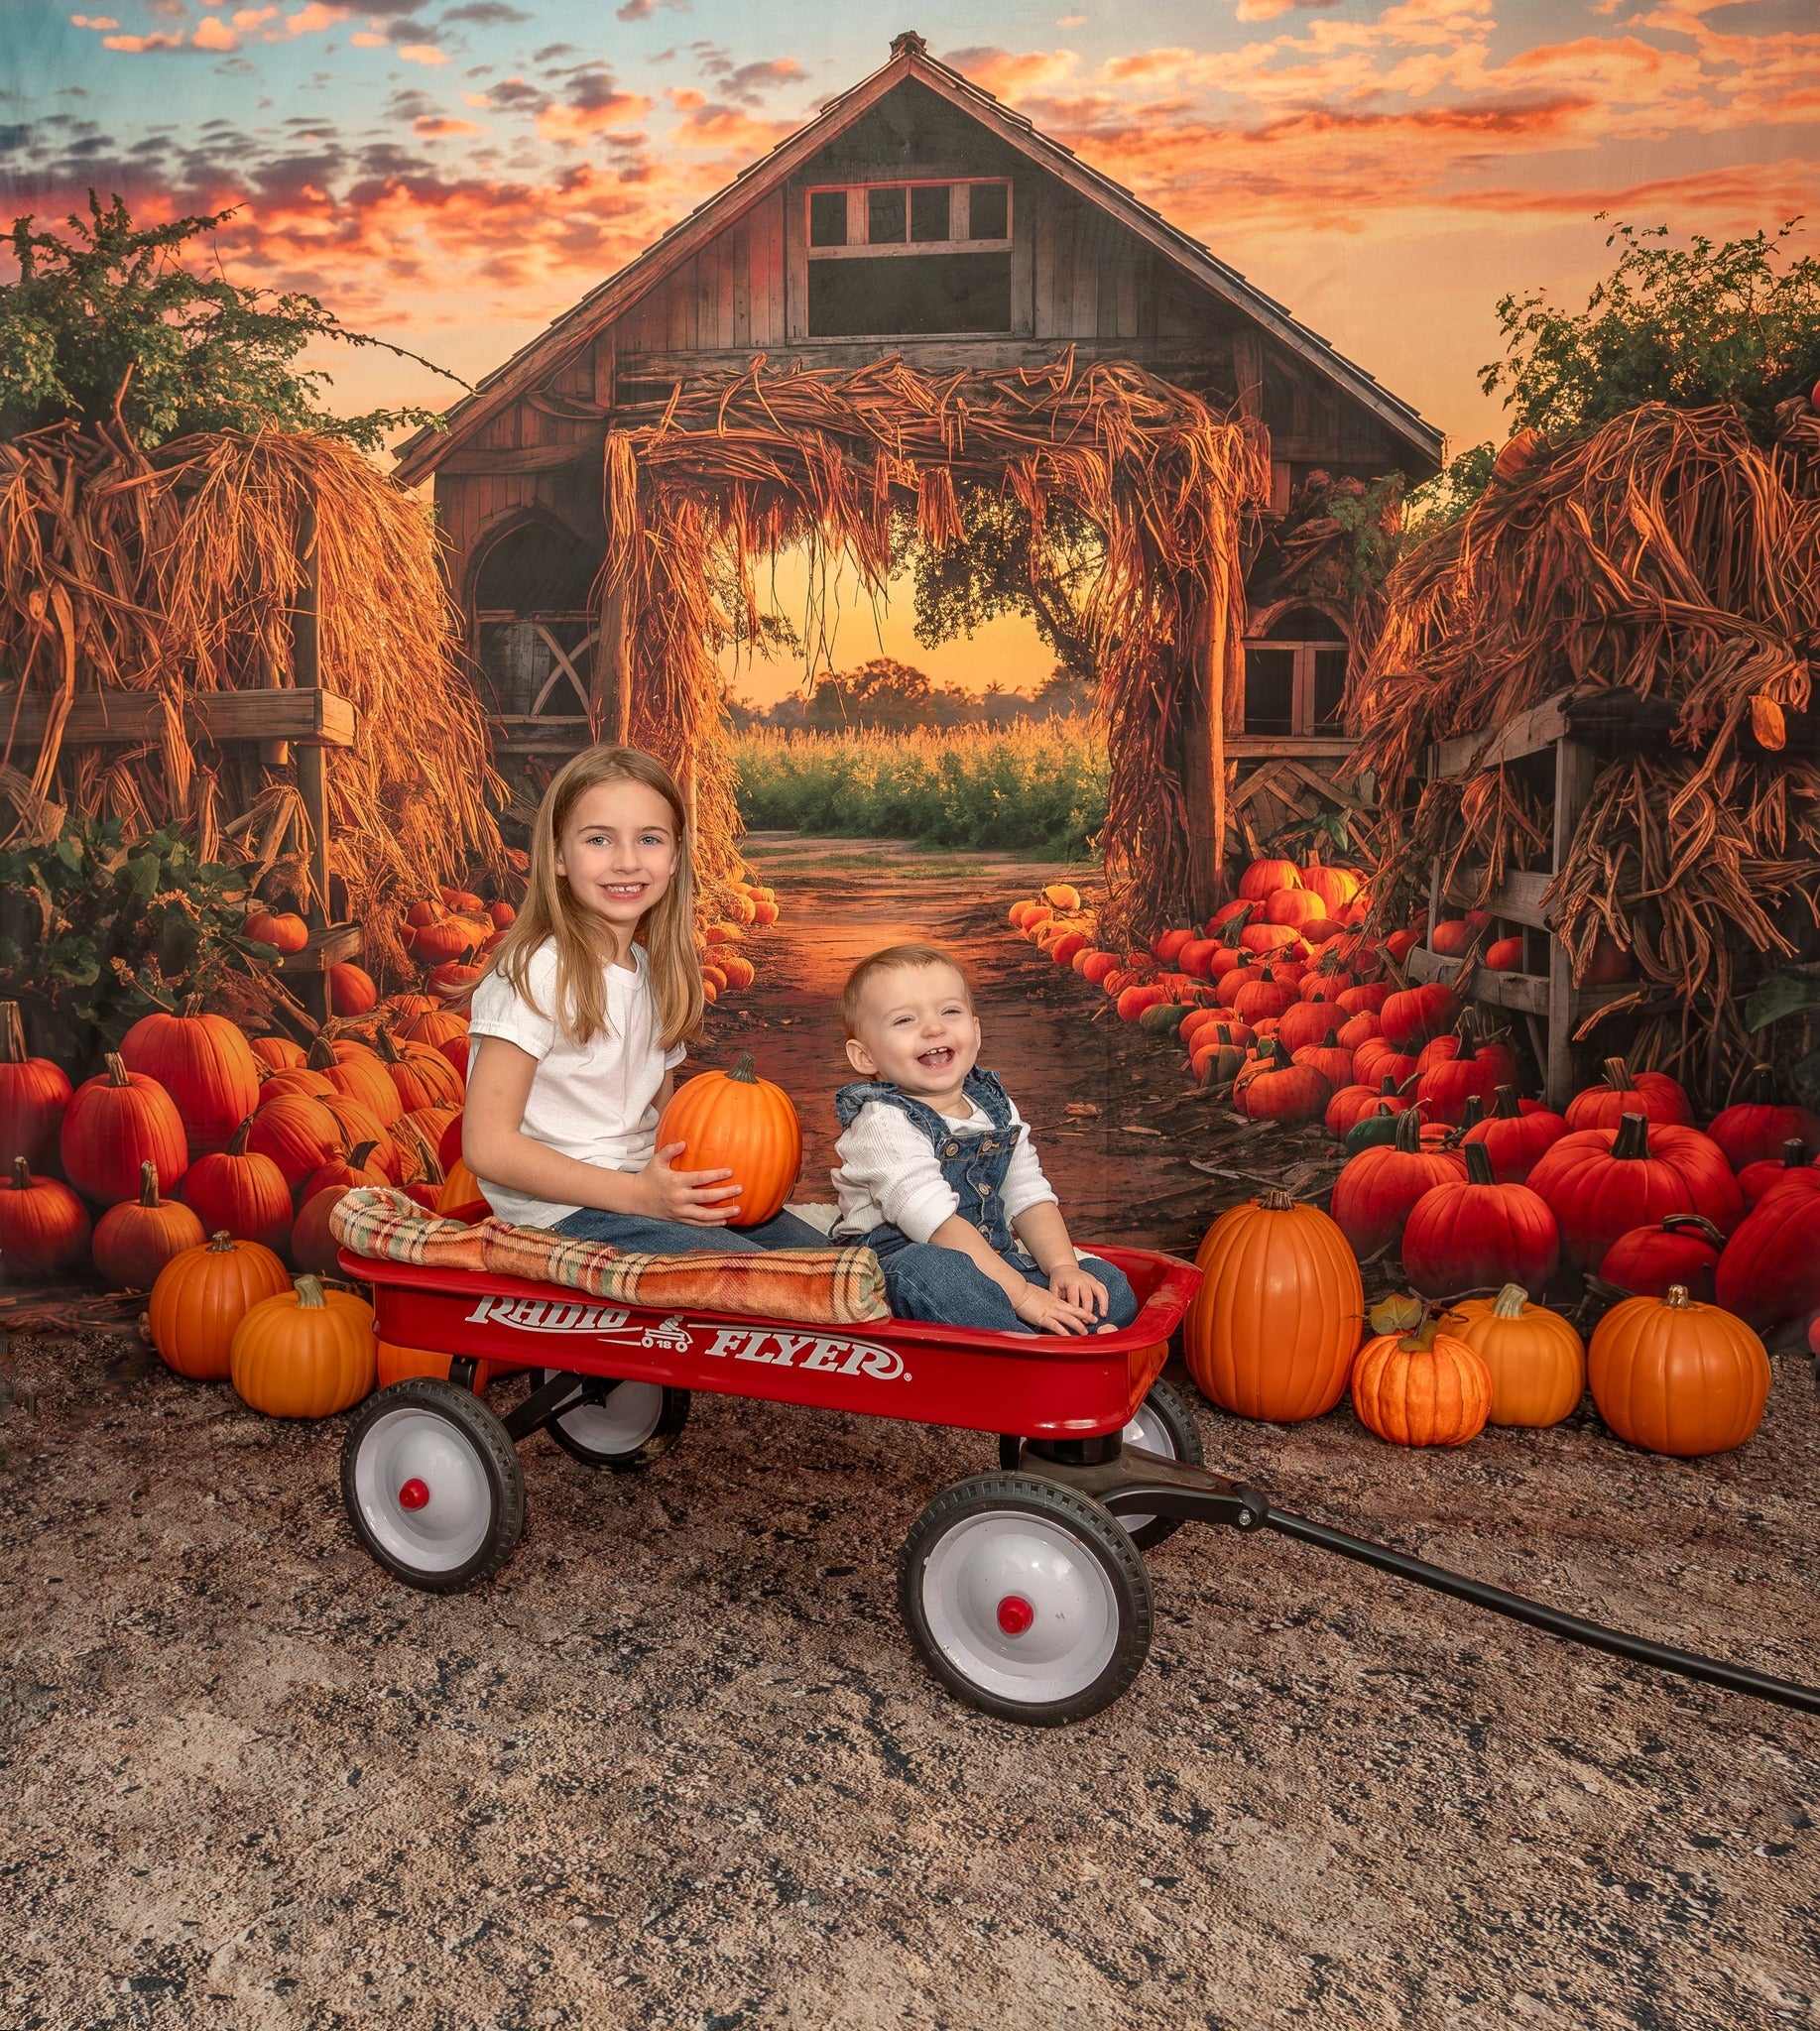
[{"x1": 480, "y1": 745, "x2": 704, "y2": 1049}]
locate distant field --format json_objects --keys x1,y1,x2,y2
[{"x1": 733, "y1": 718, "x2": 1108, "y2": 858}]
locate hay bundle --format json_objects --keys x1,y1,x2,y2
[
  {"x1": 1353, "y1": 402, "x2": 1820, "y2": 1095},
  {"x1": 0, "y1": 423, "x2": 503, "y2": 974},
  {"x1": 599, "y1": 351, "x2": 1266, "y2": 932}
]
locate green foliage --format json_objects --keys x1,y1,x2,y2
[
  {"x1": 906, "y1": 489, "x2": 1103, "y2": 683},
  {"x1": 0, "y1": 816, "x2": 277, "y2": 1075},
  {"x1": 805, "y1": 657, "x2": 933, "y2": 731},
  {"x1": 1, "y1": 192, "x2": 464, "y2": 449},
  {"x1": 734, "y1": 720, "x2": 1108, "y2": 859},
  {"x1": 1483, "y1": 218, "x2": 1820, "y2": 443},
  {"x1": 1402, "y1": 441, "x2": 1498, "y2": 538},
  {"x1": 1321, "y1": 474, "x2": 1409, "y2": 596}
]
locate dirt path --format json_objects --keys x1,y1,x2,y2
[
  {"x1": 715, "y1": 832, "x2": 1277, "y2": 1256},
  {"x1": 2, "y1": 837, "x2": 1817, "y2": 2030}
]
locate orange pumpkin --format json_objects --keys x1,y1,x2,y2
[
  {"x1": 655, "y1": 1054, "x2": 801, "y2": 1228},
  {"x1": 245, "y1": 1094, "x2": 343, "y2": 1192},
  {"x1": 1588, "y1": 1285, "x2": 1769, "y2": 1457},
  {"x1": 307, "y1": 1034, "x2": 404, "y2": 1127},
  {"x1": 230, "y1": 1274, "x2": 376, "y2": 1417},
  {"x1": 0, "y1": 1000, "x2": 74, "y2": 1168},
  {"x1": 92, "y1": 1159, "x2": 206, "y2": 1289},
  {"x1": 437, "y1": 1156, "x2": 489, "y2": 1220},
  {"x1": 327, "y1": 963, "x2": 378, "y2": 1017},
  {"x1": 1183, "y1": 1190, "x2": 1363, "y2": 1422},
  {"x1": 717, "y1": 952, "x2": 757, "y2": 992},
  {"x1": 1442, "y1": 1283, "x2": 1585, "y2": 1428},
  {"x1": 148, "y1": 1230, "x2": 291, "y2": 1381},
  {"x1": 377, "y1": 1340, "x2": 498, "y2": 1392},
  {"x1": 180, "y1": 1114, "x2": 295, "y2": 1253},
  {"x1": 375, "y1": 1027, "x2": 463, "y2": 1113},
  {"x1": 1238, "y1": 859, "x2": 1300, "y2": 900},
  {"x1": 315, "y1": 1096, "x2": 401, "y2": 1182},
  {"x1": 0, "y1": 1153, "x2": 90, "y2": 1279},
  {"x1": 245, "y1": 908, "x2": 308, "y2": 954},
  {"x1": 400, "y1": 1007, "x2": 469, "y2": 1052},
  {"x1": 61, "y1": 1052, "x2": 188, "y2": 1205},
  {"x1": 1351, "y1": 1299, "x2": 1493, "y2": 1446}
]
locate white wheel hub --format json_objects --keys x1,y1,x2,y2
[
  {"x1": 352, "y1": 1406, "x2": 494, "y2": 1573},
  {"x1": 546, "y1": 1374, "x2": 665, "y2": 1458},
  {"x1": 920, "y1": 1508, "x2": 1120, "y2": 1704},
  {"x1": 1117, "y1": 1398, "x2": 1176, "y2": 1535}
]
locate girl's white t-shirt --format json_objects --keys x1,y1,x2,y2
[{"x1": 466, "y1": 939, "x2": 685, "y2": 1229}]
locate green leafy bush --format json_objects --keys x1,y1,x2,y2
[{"x1": 734, "y1": 720, "x2": 1107, "y2": 859}]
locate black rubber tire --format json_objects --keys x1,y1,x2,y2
[
  {"x1": 1120, "y1": 1377, "x2": 1204, "y2": 1550},
  {"x1": 898, "y1": 1471, "x2": 1153, "y2": 1726},
  {"x1": 536, "y1": 1370, "x2": 690, "y2": 1472},
  {"x1": 340, "y1": 1378, "x2": 525, "y2": 1594}
]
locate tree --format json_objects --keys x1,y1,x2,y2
[
  {"x1": 1483, "y1": 217, "x2": 1820, "y2": 444},
  {"x1": 807, "y1": 657, "x2": 935, "y2": 730},
  {"x1": 0, "y1": 191, "x2": 464, "y2": 449}
]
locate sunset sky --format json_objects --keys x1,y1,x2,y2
[{"x1": 5, "y1": 1, "x2": 1816, "y2": 700}]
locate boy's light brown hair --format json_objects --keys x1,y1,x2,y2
[{"x1": 840, "y1": 944, "x2": 974, "y2": 1037}]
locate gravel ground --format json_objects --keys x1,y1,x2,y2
[{"x1": 3, "y1": 838, "x2": 1816, "y2": 2029}]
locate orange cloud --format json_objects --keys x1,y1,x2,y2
[
  {"x1": 414, "y1": 116, "x2": 486, "y2": 139},
  {"x1": 398, "y1": 45, "x2": 450, "y2": 67},
  {"x1": 942, "y1": 48, "x2": 1080, "y2": 97},
  {"x1": 191, "y1": 17, "x2": 238, "y2": 52}
]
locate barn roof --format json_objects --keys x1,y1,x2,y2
[{"x1": 393, "y1": 32, "x2": 1443, "y2": 486}]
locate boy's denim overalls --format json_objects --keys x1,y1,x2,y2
[{"x1": 835, "y1": 1068, "x2": 1139, "y2": 1335}]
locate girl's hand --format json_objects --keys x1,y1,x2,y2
[
  {"x1": 1011, "y1": 1280, "x2": 1098, "y2": 1336},
  {"x1": 637, "y1": 1141, "x2": 741, "y2": 1225},
  {"x1": 1046, "y1": 1265, "x2": 1110, "y2": 1320}
]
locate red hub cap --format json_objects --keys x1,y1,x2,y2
[
  {"x1": 996, "y1": 1594, "x2": 1035, "y2": 1636},
  {"x1": 397, "y1": 1477, "x2": 430, "y2": 1510}
]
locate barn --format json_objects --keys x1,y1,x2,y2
[{"x1": 394, "y1": 32, "x2": 1442, "y2": 909}]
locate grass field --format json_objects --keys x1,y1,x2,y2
[{"x1": 733, "y1": 718, "x2": 1107, "y2": 858}]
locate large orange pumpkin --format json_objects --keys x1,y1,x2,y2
[
  {"x1": 1442, "y1": 1283, "x2": 1585, "y2": 1427},
  {"x1": 654, "y1": 1053, "x2": 801, "y2": 1228},
  {"x1": 306, "y1": 1033, "x2": 404, "y2": 1127},
  {"x1": 119, "y1": 995, "x2": 261, "y2": 1157},
  {"x1": 1183, "y1": 1190, "x2": 1363, "y2": 1421},
  {"x1": 0, "y1": 1001, "x2": 73, "y2": 1168},
  {"x1": 375, "y1": 1027, "x2": 464, "y2": 1113},
  {"x1": 0, "y1": 1154, "x2": 90, "y2": 1279},
  {"x1": 61, "y1": 1053, "x2": 188, "y2": 1205},
  {"x1": 230, "y1": 1274, "x2": 376, "y2": 1417},
  {"x1": 180, "y1": 1115, "x2": 295, "y2": 1254},
  {"x1": 1238, "y1": 859, "x2": 1300, "y2": 900},
  {"x1": 92, "y1": 1159, "x2": 206, "y2": 1289},
  {"x1": 148, "y1": 1231, "x2": 291, "y2": 1381},
  {"x1": 245, "y1": 1094, "x2": 343, "y2": 1191},
  {"x1": 328, "y1": 963, "x2": 379, "y2": 1017},
  {"x1": 1351, "y1": 1299, "x2": 1493, "y2": 1446},
  {"x1": 1588, "y1": 1285, "x2": 1769, "y2": 1457}
]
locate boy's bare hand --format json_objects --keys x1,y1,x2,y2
[
  {"x1": 1011, "y1": 1280, "x2": 1099, "y2": 1336},
  {"x1": 637, "y1": 1141, "x2": 741, "y2": 1225},
  {"x1": 1046, "y1": 1264, "x2": 1111, "y2": 1320}
]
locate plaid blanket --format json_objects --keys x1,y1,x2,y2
[{"x1": 329, "y1": 1187, "x2": 890, "y2": 1326}]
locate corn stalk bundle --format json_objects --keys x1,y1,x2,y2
[
  {"x1": 1353, "y1": 402, "x2": 1820, "y2": 1097},
  {"x1": 0, "y1": 423, "x2": 504, "y2": 974},
  {"x1": 597, "y1": 351, "x2": 1266, "y2": 933}
]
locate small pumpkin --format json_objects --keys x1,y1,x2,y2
[
  {"x1": 1598, "y1": 1213, "x2": 1725, "y2": 1303},
  {"x1": 248, "y1": 1035, "x2": 306, "y2": 1073},
  {"x1": 314, "y1": 1096, "x2": 401, "y2": 1182},
  {"x1": 306, "y1": 1033, "x2": 404, "y2": 1127},
  {"x1": 653, "y1": 1054, "x2": 801, "y2": 1227},
  {"x1": 1736, "y1": 1137, "x2": 1816, "y2": 1211},
  {"x1": 401, "y1": 1006, "x2": 469, "y2": 1052},
  {"x1": 437, "y1": 1155, "x2": 489, "y2": 1220},
  {"x1": 1563, "y1": 1055, "x2": 1694, "y2": 1133},
  {"x1": 1238, "y1": 1038, "x2": 1331, "y2": 1124},
  {"x1": 244, "y1": 908, "x2": 308, "y2": 954},
  {"x1": 92, "y1": 1159, "x2": 206, "y2": 1289},
  {"x1": 148, "y1": 1230, "x2": 292, "y2": 1381},
  {"x1": 180, "y1": 1114, "x2": 297, "y2": 1254},
  {"x1": 290, "y1": 1185, "x2": 353, "y2": 1275},
  {"x1": 1461, "y1": 1083, "x2": 1566, "y2": 1185},
  {"x1": 1289, "y1": 1029, "x2": 1353, "y2": 1094},
  {"x1": 327, "y1": 963, "x2": 379, "y2": 1017},
  {"x1": 1413, "y1": 1013, "x2": 1517, "y2": 1127},
  {"x1": 1183, "y1": 1190, "x2": 1364, "y2": 1421},
  {"x1": 1443, "y1": 1283, "x2": 1585, "y2": 1428},
  {"x1": 375, "y1": 1026, "x2": 464, "y2": 1112},
  {"x1": 0, "y1": 1154, "x2": 90, "y2": 1279},
  {"x1": 0, "y1": 1001, "x2": 74, "y2": 1168},
  {"x1": 1400, "y1": 1140, "x2": 1560, "y2": 1299},
  {"x1": 1331, "y1": 1106, "x2": 1466, "y2": 1256},
  {"x1": 1588, "y1": 1285, "x2": 1769, "y2": 1457},
  {"x1": 1485, "y1": 935, "x2": 1523, "y2": 972},
  {"x1": 1341, "y1": 1097, "x2": 1413, "y2": 1155},
  {"x1": 230, "y1": 1274, "x2": 377, "y2": 1418},
  {"x1": 301, "y1": 1139, "x2": 391, "y2": 1202},
  {"x1": 1350, "y1": 1297, "x2": 1493, "y2": 1447},
  {"x1": 1325, "y1": 1074, "x2": 1407, "y2": 1142},
  {"x1": 1704, "y1": 1064, "x2": 1820, "y2": 1174},
  {"x1": 1379, "y1": 982, "x2": 1460, "y2": 1051},
  {"x1": 1237, "y1": 859, "x2": 1300, "y2": 900},
  {"x1": 61, "y1": 1052, "x2": 188, "y2": 1205}
]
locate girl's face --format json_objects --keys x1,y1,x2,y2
[{"x1": 554, "y1": 777, "x2": 680, "y2": 949}]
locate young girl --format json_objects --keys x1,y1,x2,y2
[{"x1": 462, "y1": 745, "x2": 826, "y2": 1254}]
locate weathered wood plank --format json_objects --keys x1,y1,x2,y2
[
  {"x1": 1433, "y1": 693, "x2": 1572, "y2": 777},
  {"x1": 730, "y1": 224, "x2": 748, "y2": 348},
  {"x1": 3, "y1": 685, "x2": 359, "y2": 751},
  {"x1": 437, "y1": 442, "x2": 600, "y2": 477}
]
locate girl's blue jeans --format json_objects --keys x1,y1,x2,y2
[{"x1": 551, "y1": 1205, "x2": 833, "y2": 1254}]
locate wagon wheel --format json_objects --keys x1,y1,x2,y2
[
  {"x1": 341, "y1": 1378, "x2": 525, "y2": 1594},
  {"x1": 898, "y1": 1472, "x2": 1153, "y2": 1726},
  {"x1": 535, "y1": 1370, "x2": 690, "y2": 1472},
  {"x1": 1000, "y1": 1378, "x2": 1203, "y2": 1549}
]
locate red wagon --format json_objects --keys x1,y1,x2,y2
[{"x1": 339, "y1": 1243, "x2": 1820, "y2": 1726}]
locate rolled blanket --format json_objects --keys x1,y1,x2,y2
[{"x1": 329, "y1": 1187, "x2": 891, "y2": 1327}]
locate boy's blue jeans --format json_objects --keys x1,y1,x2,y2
[{"x1": 865, "y1": 1228, "x2": 1140, "y2": 1336}]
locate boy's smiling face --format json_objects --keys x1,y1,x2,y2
[{"x1": 845, "y1": 960, "x2": 981, "y2": 1106}]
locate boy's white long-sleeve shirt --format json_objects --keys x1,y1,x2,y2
[{"x1": 830, "y1": 1094, "x2": 1059, "y2": 1245}]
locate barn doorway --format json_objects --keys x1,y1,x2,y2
[{"x1": 472, "y1": 517, "x2": 601, "y2": 733}]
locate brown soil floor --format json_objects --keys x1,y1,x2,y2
[{"x1": 3, "y1": 835, "x2": 1817, "y2": 2031}]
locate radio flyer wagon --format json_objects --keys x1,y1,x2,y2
[{"x1": 339, "y1": 1243, "x2": 1820, "y2": 1727}]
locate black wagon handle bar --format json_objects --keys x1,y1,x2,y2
[{"x1": 1262, "y1": 1504, "x2": 1820, "y2": 1717}]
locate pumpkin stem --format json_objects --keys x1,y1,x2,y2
[
  {"x1": 306, "y1": 1032, "x2": 338, "y2": 1071},
  {"x1": 10, "y1": 1154, "x2": 30, "y2": 1190},
  {"x1": 1663, "y1": 1284, "x2": 1692, "y2": 1310},
  {"x1": 181, "y1": 994, "x2": 204, "y2": 1018},
  {"x1": 138, "y1": 1159, "x2": 160, "y2": 1208},
  {"x1": 208, "y1": 1230, "x2": 235, "y2": 1251},
  {"x1": 1463, "y1": 1140, "x2": 1495, "y2": 1186},
  {"x1": 1492, "y1": 1282, "x2": 1529, "y2": 1319},
  {"x1": 1661, "y1": 1213, "x2": 1725, "y2": 1248},
  {"x1": 1458, "y1": 1093, "x2": 1486, "y2": 1133},
  {"x1": 1378, "y1": 1075, "x2": 1397, "y2": 1096},
  {"x1": 1491, "y1": 1083, "x2": 1521, "y2": 1120},
  {"x1": 103, "y1": 1051, "x2": 130, "y2": 1087},
  {"x1": 730, "y1": 1052, "x2": 759, "y2": 1085},
  {"x1": 228, "y1": 1115, "x2": 255, "y2": 1155},
  {"x1": 1602, "y1": 1056, "x2": 1636, "y2": 1092},
  {"x1": 294, "y1": 1274, "x2": 327, "y2": 1309},
  {"x1": 1257, "y1": 1187, "x2": 1295, "y2": 1211},
  {"x1": 375, "y1": 1028, "x2": 405, "y2": 1065},
  {"x1": 1780, "y1": 1136, "x2": 1806, "y2": 1166},
  {"x1": 1393, "y1": 1105, "x2": 1424, "y2": 1152},
  {"x1": 1, "y1": 1002, "x2": 29, "y2": 1064},
  {"x1": 1453, "y1": 1010, "x2": 1479, "y2": 1060},
  {"x1": 1745, "y1": 1062, "x2": 1775, "y2": 1105},
  {"x1": 1321, "y1": 1028, "x2": 1342, "y2": 1049},
  {"x1": 349, "y1": 1140, "x2": 379, "y2": 1170},
  {"x1": 1611, "y1": 1111, "x2": 1651, "y2": 1161}
]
